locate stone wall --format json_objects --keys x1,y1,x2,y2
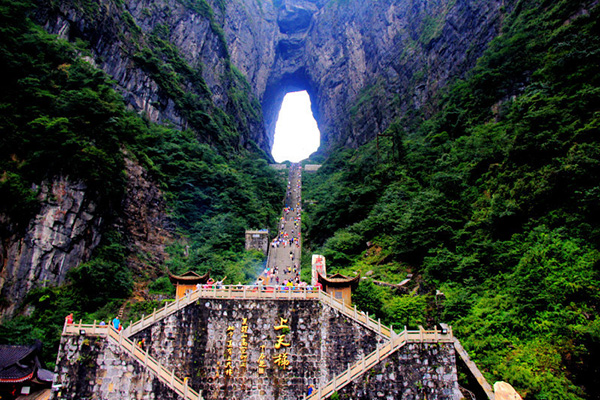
[
  {"x1": 52, "y1": 335, "x2": 182, "y2": 400},
  {"x1": 337, "y1": 343, "x2": 460, "y2": 400},
  {"x1": 129, "y1": 299, "x2": 381, "y2": 399},
  {"x1": 245, "y1": 230, "x2": 270, "y2": 255},
  {"x1": 54, "y1": 299, "x2": 460, "y2": 400},
  {"x1": 304, "y1": 165, "x2": 322, "y2": 173}
]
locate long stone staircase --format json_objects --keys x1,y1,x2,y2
[
  {"x1": 63, "y1": 287, "x2": 449, "y2": 400},
  {"x1": 63, "y1": 283, "x2": 498, "y2": 400},
  {"x1": 58, "y1": 161, "x2": 495, "y2": 399},
  {"x1": 63, "y1": 315, "x2": 452, "y2": 400}
]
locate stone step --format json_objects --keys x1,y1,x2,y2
[
  {"x1": 306, "y1": 327, "x2": 455, "y2": 399},
  {"x1": 107, "y1": 327, "x2": 204, "y2": 400}
]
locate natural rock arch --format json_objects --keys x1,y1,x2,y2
[
  {"x1": 223, "y1": 0, "x2": 505, "y2": 155},
  {"x1": 40, "y1": 0, "x2": 505, "y2": 155}
]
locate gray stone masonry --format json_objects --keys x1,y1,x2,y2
[
  {"x1": 245, "y1": 230, "x2": 270, "y2": 255},
  {"x1": 53, "y1": 299, "x2": 460, "y2": 400},
  {"x1": 51, "y1": 335, "x2": 183, "y2": 400},
  {"x1": 337, "y1": 343, "x2": 460, "y2": 400},
  {"x1": 131, "y1": 299, "x2": 381, "y2": 399}
]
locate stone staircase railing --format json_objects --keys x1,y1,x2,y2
[
  {"x1": 123, "y1": 285, "x2": 322, "y2": 337},
  {"x1": 106, "y1": 328, "x2": 204, "y2": 400},
  {"x1": 62, "y1": 319, "x2": 109, "y2": 336},
  {"x1": 453, "y1": 337, "x2": 495, "y2": 400},
  {"x1": 305, "y1": 327, "x2": 454, "y2": 400},
  {"x1": 316, "y1": 290, "x2": 392, "y2": 338},
  {"x1": 61, "y1": 286, "x2": 392, "y2": 341},
  {"x1": 122, "y1": 285, "x2": 392, "y2": 339},
  {"x1": 63, "y1": 323, "x2": 203, "y2": 400}
]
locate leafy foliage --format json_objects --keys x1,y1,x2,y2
[
  {"x1": 0, "y1": 0, "x2": 283, "y2": 369},
  {"x1": 303, "y1": 1, "x2": 600, "y2": 398}
]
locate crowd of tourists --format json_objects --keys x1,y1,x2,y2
[{"x1": 259, "y1": 164, "x2": 307, "y2": 288}]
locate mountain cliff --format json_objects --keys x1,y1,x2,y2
[
  {"x1": 37, "y1": 0, "x2": 504, "y2": 153},
  {"x1": 2, "y1": 0, "x2": 599, "y2": 398},
  {"x1": 1, "y1": 0, "x2": 505, "y2": 318}
]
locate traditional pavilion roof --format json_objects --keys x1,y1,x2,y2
[
  {"x1": 0, "y1": 341, "x2": 52, "y2": 384},
  {"x1": 168, "y1": 270, "x2": 210, "y2": 285},
  {"x1": 317, "y1": 272, "x2": 360, "y2": 289}
]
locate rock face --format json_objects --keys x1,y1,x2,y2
[
  {"x1": 122, "y1": 157, "x2": 171, "y2": 277},
  {"x1": 36, "y1": 0, "x2": 505, "y2": 155},
  {"x1": 4, "y1": 0, "x2": 505, "y2": 315},
  {"x1": 0, "y1": 158, "x2": 171, "y2": 317},
  {"x1": 229, "y1": 0, "x2": 505, "y2": 151},
  {"x1": 0, "y1": 178, "x2": 102, "y2": 318}
]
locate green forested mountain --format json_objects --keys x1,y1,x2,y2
[
  {"x1": 303, "y1": 1, "x2": 600, "y2": 398},
  {"x1": 0, "y1": 0, "x2": 599, "y2": 398},
  {"x1": 0, "y1": 0, "x2": 284, "y2": 365}
]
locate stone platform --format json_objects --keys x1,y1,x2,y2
[{"x1": 53, "y1": 299, "x2": 460, "y2": 400}]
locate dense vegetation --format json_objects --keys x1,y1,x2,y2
[
  {"x1": 0, "y1": 0, "x2": 284, "y2": 365},
  {"x1": 303, "y1": 0, "x2": 600, "y2": 398},
  {"x1": 1, "y1": 0, "x2": 598, "y2": 398}
]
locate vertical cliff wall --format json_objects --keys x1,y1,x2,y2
[
  {"x1": 0, "y1": 178, "x2": 102, "y2": 318},
  {"x1": 35, "y1": 0, "x2": 505, "y2": 155},
  {"x1": 226, "y1": 0, "x2": 505, "y2": 151},
  {"x1": 3, "y1": 0, "x2": 505, "y2": 315},
  {"x1": 0, "y1": 157, "x2": 171, "y2": 318}
]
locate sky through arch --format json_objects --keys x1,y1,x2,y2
[{"x1": 271, "y1": 91, "x2": 320, "y2": 163}]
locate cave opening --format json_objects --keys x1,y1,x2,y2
[{"x1": 271, "y1": 91, "x2": 320, "y2": 163}]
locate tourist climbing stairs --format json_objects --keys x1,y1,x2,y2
[{"x1": 305, "y1": 327, "x2": 454, "y2": 400}]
